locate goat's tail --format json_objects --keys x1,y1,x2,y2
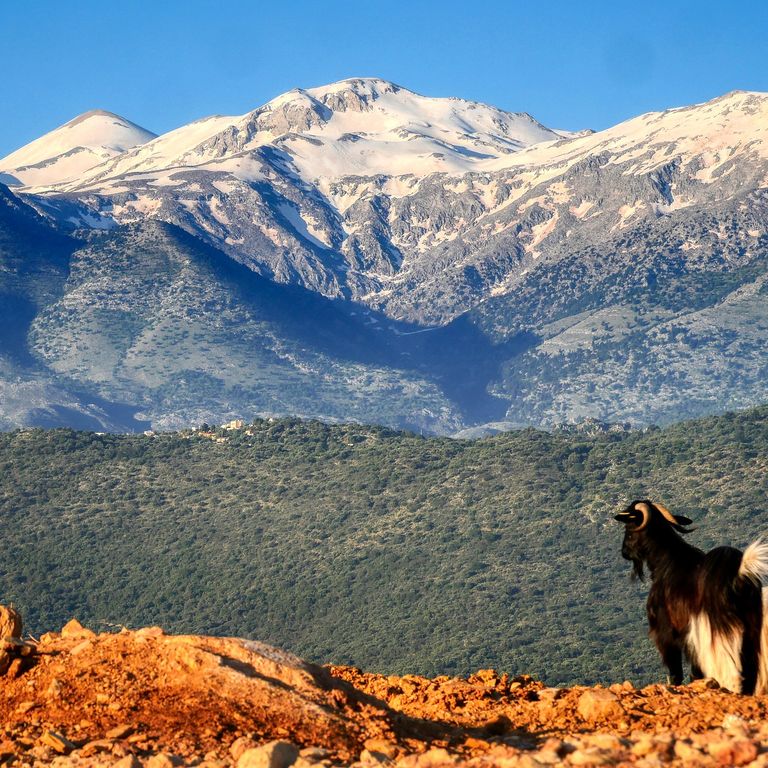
[{"x1": 740, "y1": 539, "x2": 768, "y2": 584}]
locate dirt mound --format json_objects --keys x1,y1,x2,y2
[
  {"x1": 2, "y1": 618, "x2": 768, "y2": 766},
  {"x1": 0, "y1": 620, "x2": 406, "y2": 765}
]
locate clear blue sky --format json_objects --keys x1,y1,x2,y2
[{"x1": 2, "y1": 0, "x2": 767, "y2": 157}]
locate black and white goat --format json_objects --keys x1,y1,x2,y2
[{"x1": 615, "y1": 500, "x2": 768, "y2": 693}]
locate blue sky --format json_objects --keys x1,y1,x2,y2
[{"x1": 1, "y1": 0, "x2": 767, "y2": 156}]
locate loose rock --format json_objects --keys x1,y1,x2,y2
[
  {"x1": 38, "y1": 731, "x2": 76, "y2": 754},
  {"x1": 231, "y1": 737, "x2": 260, "y2": 761},
  {"x1": 577, "y1": 689, "x2": 623, "y2": 722},
  {"x1": 237, "y1": 741, "x2": 300, "y2": 768},
  {"x1": 113, "y1": 757, "x2": 142, "y2": 768},
  {"x1": 60, "y1": 619, "x2": 95, "y2": 639},
  {"x1": 707, "y1": 738, "x2": 758, "y2": 765},
  {"x1": 146, "y1": 753, "x2": 183, "y2": 768},
  {"x1": 107, "y1": 724, "x2": 136, "y2": 740}
]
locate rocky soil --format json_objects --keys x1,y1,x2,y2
[{"x1": 2, "y1": 612, "x2": 768, "y2": 766}]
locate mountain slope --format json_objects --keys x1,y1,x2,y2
[
  {"x1": 3, "y1": 85, "x2": 768, "y2": 431},
  {"x1": 0, "y1": 110, "x2": 156, "y2": 189},
  {"x1": 364, "y1": 90, "x2": 768, "y2": 322},
  {"x1": 0, "y1": 181, "x2": 527, "y2": 433},
  {"x1": 0, "y1": 184, "x2": 141, "y2": 430},
  {"x1": 465, "y1": 186, "x2": 768, "y2": 426},
  {"x1": 0, "y1": 183, "x2": 72, "y2": 355},
  {"x1": 25, "y1": 218, "x2": 463, "y2": 432}
]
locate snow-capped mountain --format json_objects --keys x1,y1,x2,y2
[
  {"x1": 24, "y1": 85, "x2": 768, "y2": 322},
  {"x1": 364, "y1": 89, "x2": 768, "y2": 321},
  {"x1": 0, "y1": 110, "x2": 156, "y2": 189},
  {"x1": 2, "y1": 82, "x2": 768, "y2": 433},
  {"x1": 58, "y1": 78, "x2": 562, "y2": 192},
  {"x1": 490, "y1": 89, "x2": 768, "y2": 174},
  {"x1": 12, "y1": 78, "x2": 570, "y2": 304}
]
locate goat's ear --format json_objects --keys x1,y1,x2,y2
[
  {"x1": 614, "y1": 511, "x2": 639, "y2": 524},
  {"x1": 674, "y1": 515, "x2": 693, "y2": 526}
]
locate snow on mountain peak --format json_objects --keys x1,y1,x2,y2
[
  {"x1": 0, "y1": 110, "x2": 156, "y2": 189},
  {"x1": 310, "y1": 77, "x2": 404, "y2": 96},
  {"x1": 65, "y1": 109, "x2": 133, "y2": 126},
  {"x1": 254, "y1": 89, "x2": 332, "y2": 132},
  {"x1": 485, "y1": 88, "x2": 768, "y2": 180},
  {"x1": 59, "y1": 79, "x2": 562, "y2": 193},
  {"x1": 306, "y1": 78, "x2": 405, "y2": 110}
]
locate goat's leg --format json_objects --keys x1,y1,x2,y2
[
  {"x1": 650, "y1": 620, "x2": 684, "y2": 685},
  {"x1": 660, "y1": 644, "x2": 684, "y2": 686},
  {"x1": 690, "y1": 662, "x2": 704, "y2": 681},
  {"x1": 740, "y1": 618, "x2": 761, "y2": 695}
]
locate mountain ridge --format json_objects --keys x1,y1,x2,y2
[
  {"x1": 44, "y1": 76, "x2": 564, "y2": 194},
  {"x1": 1, "y1": 82, "x2": 768, "y2": 432}
]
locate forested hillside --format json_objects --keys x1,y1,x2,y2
[{"x1": 1, "y1": 407, "x2": 767, "y2": 686}]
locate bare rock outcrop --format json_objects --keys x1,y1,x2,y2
[{"x1": 0, "y1": 605, "x2": 22, "y2": 639}]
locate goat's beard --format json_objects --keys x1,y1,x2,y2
[{"x1": 631, "y1": 557, "x2": 645, "y2": 581}]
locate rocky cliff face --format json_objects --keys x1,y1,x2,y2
[{"x1": 3, "y1": 614, "x2": 768, "y2": 767}]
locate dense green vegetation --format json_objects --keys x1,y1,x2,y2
[{"x1": 1, "y1": 407, "x2": 768, "y2": 686}]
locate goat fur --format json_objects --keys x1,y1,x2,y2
[{"x1": 615, "y1": 500, "x2": 768, "y2": 693}]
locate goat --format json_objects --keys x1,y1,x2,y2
[{"x1": 615, "y1": 500, "x2": 768, "y2": 693}]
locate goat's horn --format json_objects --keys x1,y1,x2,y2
[
  {"x1": 634, "y1": 502, "x2": 652, "y2": 532},
  {"x1": 654, "y1": 502, "x2": 681, "y2": 527}
]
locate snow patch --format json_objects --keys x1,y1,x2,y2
[
  {"x1": 277, "y1": 202, "x2": 330, "y2": 249},
  {"x1": 569, "y1": 200, "x2": 594, "y2": 218},
  {"x1": 524, "y1": 210, "x2": 559, "y2": 257}
]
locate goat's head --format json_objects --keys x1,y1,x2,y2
[{"x1": 614, "y1": 500, "x2": 694, "y2": 579}]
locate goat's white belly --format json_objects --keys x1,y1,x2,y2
[
  {"x1": 687, "y1": 613, "x2": 743, "y2": 693},
  {"x1": 757, "y1": 589, "x2": 768, "y2": 695}
]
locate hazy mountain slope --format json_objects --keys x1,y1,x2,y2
[
  {"x1": 0, "y1": 184, "x2": 158, "y2": 430},
  {"x1": 0, "y1": 111, "x2": 156, "y2": 189},
  {"x1": 26, "y1": 220, "x2": 462, "y2": 432},
  {"x1": 466, "y1": 188, "x2": 768, "y2": 425},
  {"x1": 2, "y1": 407, "x2": 768, "y2": 685},
  {"x1": 0, "y1": 182, "x2": 520, "y2": 434},
  {"x1": 0, "y1": 184, "x2": 72, "y2": 358}
]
